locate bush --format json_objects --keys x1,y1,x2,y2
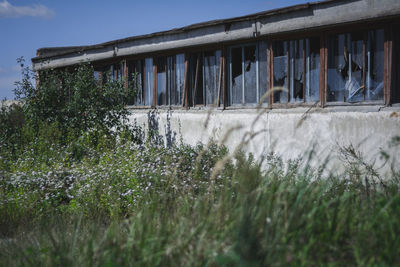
[{"x1": 0, "y1": 58, "x2": 141, "y2": 165}]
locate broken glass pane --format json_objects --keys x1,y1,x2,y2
[
  {"x1": 367, "y1": 29, "x2": 384, "y2": 101},
  {"x1": 157, "y1": 57, "x2": 167, "y2": 105},
  {"x1": 175, "y1": 54, "x2": 184, "y2": 105},
  {"x1": 145, "y1": 57, "x2": 153, "y2": 106},
  {"x1": 244, "y1": 45, "x2": 257, "y2": 104},
  {"x1": 273, "y1": 41, "x2": 288, "y2": 103},
  {"x1": 258, "y1": 40, "x2": 268, "y2": 104},
  {"x1": 347, "y1": 32, "x2": 364, "y2": 102},
  {"x1": 327, "y1": 34, "x2": 348, "y2": 102},
  {"x1": 305, "y1": 37, "x2": 320, "y2": 102},
  {"x1": 231, "y1": 47, "x2": 243, "y2": 105},
  {"x1": 290, "y1": 39, "x2": 304, "y2": 102}
]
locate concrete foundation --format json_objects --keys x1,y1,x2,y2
[{"x1": 128, "y1": 105, "x2": 400, "y2": 176}]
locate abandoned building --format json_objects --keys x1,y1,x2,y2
[{"x1": 32, "y1": 0, "x2": 400, "y2": 173}]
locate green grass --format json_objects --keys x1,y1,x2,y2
[{"x1": 1, "y1": 140, "x2": 399, "y2": 266}]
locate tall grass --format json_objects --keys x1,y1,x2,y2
[{"x1": 1, "y1": 144, "x2": 400, "y2": 266}]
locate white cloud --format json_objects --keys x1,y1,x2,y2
[{"x1": 0, "y1": 0, "x2": 55, "y2": 19}]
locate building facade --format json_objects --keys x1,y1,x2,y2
[{"x1": 32, "y1": 0, "x2": 400, "y2": 173}]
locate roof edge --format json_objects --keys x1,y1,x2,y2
[{"x1": 33, "y1": 0, "x2": 329, "y2": 61}]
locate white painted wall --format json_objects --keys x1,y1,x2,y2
[{"x1": 128, "y1": 106, "x2": 400, "y2": 176}]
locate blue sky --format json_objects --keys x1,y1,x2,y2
[{"x1": 0, "y1": 0, "x2": 314, "y2": 99}]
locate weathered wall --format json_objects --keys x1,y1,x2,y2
[{"x1": 128, "y1": 106, "x2": 400, "y2": 176}]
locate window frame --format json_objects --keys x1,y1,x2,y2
[
  {"x1": 89, "y1": 19, "x2": 397, "y2": 109},
  {"x1": 269, "y1": 36, "x2": 322, "y2": 107},
  {"x1": 228, "y1": 42, "x2": 264, "y2": 107}
]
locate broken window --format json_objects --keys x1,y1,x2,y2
[
  {"x1": 145, "y1": 57, "x2": 154, "y2": 106},
  {"x1": 327, "y1": 29, "x2": 384, "y2": 102},
  {"x1": 327, "y1": 34, "x2": 347, "y2": 102},
  {"x1": 244, "y1": 45, "x2": 257, "y2": 104},
  {"x1": 229, "y1": 42, "x2": 266, "y2": 105},
  {"x1": 349, "y1": 32, "x2": 364, "y2": 102},
  {"x1": 273, "y1": 41, "x2": 288, "y2": 103},
  {"x1": 273, "y1": 38, "x2": 320, "y2": 104},
  {"x1": 157, "y1": 57, "x2": 167, "y2": 105},
  {"x1": 289, "y1": 39, "x2": 304, "y2": 102}
]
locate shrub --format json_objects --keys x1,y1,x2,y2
[{"x1": 13, "y1": 57, "x2": 135, "y2": 146}]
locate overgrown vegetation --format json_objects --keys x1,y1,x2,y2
[{"x1": 0, "y1": 61, "x2": 399, "y2": 266}]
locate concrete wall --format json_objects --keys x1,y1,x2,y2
[{"x1": 128, "y1": 105, "x2": 400, "y2": 176}]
